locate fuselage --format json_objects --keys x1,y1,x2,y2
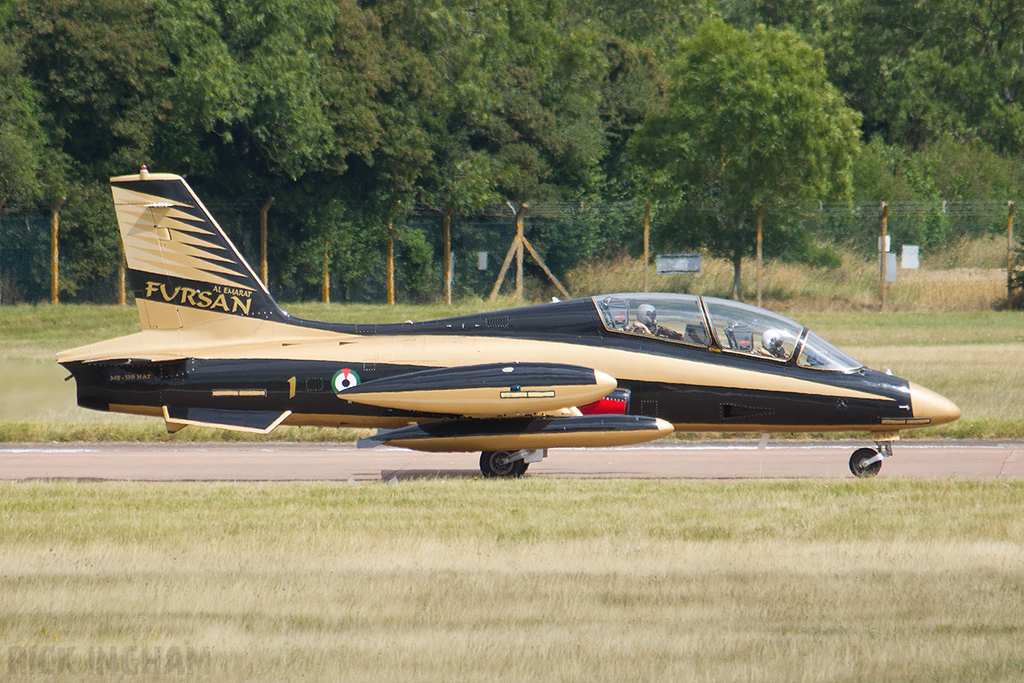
[{"x1": 60, "y1": 293, "x2": 960, "y2": 438}]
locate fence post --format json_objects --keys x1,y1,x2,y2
[
  {"x1": 756, "y1": 203, "x2": 764, "y2": 308},
  {"x1": 443, "y1": 208, "x2": 453, "y2": 305},
  {"x1": 1007, "y1": 201, "x2": 1015, "y2": 302},
  {"x1": 118, "y1": 241, "x2": 126, "y2": 306},
  {"x1": 879, "y1": 202, "x2": 888, "y2": 312},
  {"x1": 50, "y1": 196, "x2": 66, "y2": 305},
  {"x1": 515, "y1": 210, "x2": 524, "y2": 301},
  {"x1": 260, "y1": 196, "x2": 275, "y2": 287},
  {"x1": 321, "y1": 242, "x2": 330, "y2": 304},
  {"x1": 386, "y1": 224, "x2": 395, "y2": 306},
  {"x1": 643, "y1": 202, "x2": 650, "y2": 293}
]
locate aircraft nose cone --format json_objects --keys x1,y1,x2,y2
[{"x1": 908, "y1": 382, "x2": 961, "y2": 427}]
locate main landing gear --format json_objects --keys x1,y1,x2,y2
[
  {"x1": 849, "y1": 439, "x2": 894, "y2": 478},
  {"x1": 479, "y1": 449, "x2": 546, "y2": 478}
]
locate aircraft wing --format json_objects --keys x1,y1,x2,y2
[
  {"x1": 336, "y1": 362, "x2": 617, "y2": 417},
  {"x1": 345, "y1": 361, "x2": 675, "y2": 452}
]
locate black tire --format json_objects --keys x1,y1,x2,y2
[
  {"x1": 849, "y1": 447, "x2": 883, "y2": 478},
  {"x1": 479, "y1": 451, "x2": 529, "y2": 478}
]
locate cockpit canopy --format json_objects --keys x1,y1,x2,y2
[{"x1": 593, "y1": 293, "x2": 862, "y2": 372}]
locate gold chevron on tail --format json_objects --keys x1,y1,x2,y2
[{"x1": 110, "y1": 168, "x2": 286, "y2": 330}]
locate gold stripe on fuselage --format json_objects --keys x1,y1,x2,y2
[{"x1": 179, "y1": 333, "x2": 889, "y2": 404}]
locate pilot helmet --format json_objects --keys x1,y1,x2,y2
[
  {"x1": 637, "y1": 304, "x2": 656, "y2": 327},
  {"x1": 761, "y1": 329, "x2": 785, "y2": 356}
]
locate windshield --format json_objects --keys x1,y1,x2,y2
[
  {"x1": 593, "y1": 293, "x2": 863, "y2": 371},
  {"x1": 797, "y1": 331, "x2": 863, "y2": 371}
]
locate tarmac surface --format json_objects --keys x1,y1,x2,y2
[{"x1": 1, "y1": 440, "x2": 1021, "y2": 481}]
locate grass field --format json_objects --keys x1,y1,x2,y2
[
  {"x1": 2, "y1": 479, "x2": 1023, "y2": 682},
  {"x1": 2, "y1": 264, "x2": 1023, "y2": 682}
]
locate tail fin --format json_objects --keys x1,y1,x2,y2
[{"x1": 111, "y1": 168, "x2": 288, "y2": 330}]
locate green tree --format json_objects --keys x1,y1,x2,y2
[
  {"x1": 365, "y1": 0, "x2": 613, "y2": 300},
  {"x1": 774, "y1": 0, "x2": 1024, "y2": 153},
  {"x1": 152, "y1": 0, "x2": 388, "y2": 189},
  {"x1": 152, "y1": 0, "x2": 436, "y2": 298},
  {"x1": 594, "y1": 37, "x2": 665, "y2": 200},
  {"x1": 0, "y1": 35, "x2": 49, "y2": 208},
  {"x1": 14, "y1": 0, "x2": 167, "y2": 179},
  {"x1": 582, "y1": 0, "x2": 715, "y2": 58},
  {"x1": 389, "y1": 0, "x2": 610, "y2": 207},
  {"x1": 11, "y1": 0, "x2": 163, "y2": 299},
  {"x1": 631, "y1": 17, "x2": 861, "y2": 299}
]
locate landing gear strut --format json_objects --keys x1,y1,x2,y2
[
  {"x1": 849, "y1": 439, "x2": 894, "y2": 478},
  {"x1": 479, "y1": 449, "x2": 545, "y2": 478}
]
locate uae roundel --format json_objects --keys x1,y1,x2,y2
[{"x1": 332, "y1": 368, "x2": 361, "y2": 393}]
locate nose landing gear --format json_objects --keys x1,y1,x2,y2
[{"x1": 849, "y1": 439, "x2": 894, "y2": 478}]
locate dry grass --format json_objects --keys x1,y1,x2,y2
[
  {"x1": 926, "y1": 234, "x2": 1010, "y2": 270},
  {"x1": 2, "y1": 479, "x2": 1023, "y2": 682},
  {"x1": 849, "y1": 344, "x2": 1024, "y2": 422},
  {"x1": 566, "y1": 246, "x2": 1013, "y2": 312},
  {"x1": 892, "y1": 268, "x2": 1007, "y2": 311}
]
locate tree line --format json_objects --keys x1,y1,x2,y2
[{"x1": 2, "y1": 0, "x2": 1024, "y2": 303}]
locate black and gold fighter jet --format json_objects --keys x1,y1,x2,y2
[{"x1": 58, "y1": 169, "x2": 961, "y2": 477}]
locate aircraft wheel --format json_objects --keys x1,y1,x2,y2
[
  {"x1": 479, "y1": 451, "x2": 529, "y2": 478},
  {"x1": 849, "y1": 447, "x2": 882, "y2": 478}
]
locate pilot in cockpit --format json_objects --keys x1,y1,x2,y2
[
  {"x1": 758, "y1": 329, "x2": 789, "y2": 359},
  {"x1": 626, "y1": 304, "x2": 683, "y2": 340}
]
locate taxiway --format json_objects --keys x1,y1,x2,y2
[{"x1": 1, "y1": 440, "x2": 1020, "y2": 481}]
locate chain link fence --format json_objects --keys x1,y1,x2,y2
[
  {"x1": 2, "y1": 199, "x2": 1017, "y2": 305},
  {"x1": 0, "y1": 213, "x2": 51, "y2": 305}
]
